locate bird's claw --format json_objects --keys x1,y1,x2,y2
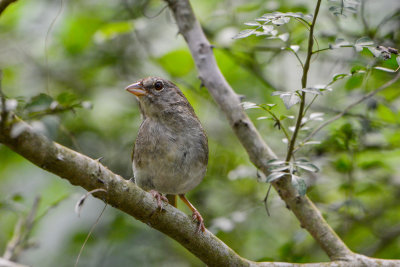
[
  {"x1": 192, "y1": 210, "x2": 205, "y2": 233},
  {"x1": 149, "y1": 190, "x2": 169, "y2": 211}
]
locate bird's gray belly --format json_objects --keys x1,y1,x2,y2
[{"x1": 133, "y1": 122, "x2": 207, "y2": 194}]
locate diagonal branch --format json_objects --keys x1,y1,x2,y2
[
  {"x1": 164, "y1": 0, "x2": 352, "y2": 261},
  {"x1": 0, "y1": 116, "x2": 249, "y2": 266},
  {"x1": 1, "y1": 115, "x2": 399, "y2": 267}
]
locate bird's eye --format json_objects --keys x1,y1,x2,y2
[{"x1": 154, "y1": 81, "x2": 164, "y2": 91}]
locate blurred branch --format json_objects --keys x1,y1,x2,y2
[
  {"x1": 164, "y1": 0, "x2": 400, "y2": 265},
  {"x1": 165, "y1": 0, "x2": 353, "y2": 261},
  {"x1": 301, "y1": 71, "x2": 400, "y2": 146},
  {"x1": 360, "y1": 0, "x2": 370, "y2": 36},
  {"x1": 286, "y1": 0, "x2": 321, "y2": 163},
  {"x1": 3, "y1": 197, "x2": 40, "y2": 261},
  {"x1": 2, "y1": 113, "x2": 400, "y2": 266},
  {"x1": 365, "y1": 224, "x2": 400, "y2": 256},
  {"x1": 0, "y1": 0, "x2": 17, "y2": 16},
  {"x1": 0, "y1": 116, "x2": 249, "y2": 266},
  {"x1": 0, "y1": 69, "x2": 8, "y2": 131},
  {"x1": 0, "y1": 258, "x2": 29, "y2": 267}
]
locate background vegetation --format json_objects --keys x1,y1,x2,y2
[{"x1": 0, "y1": 0, "x2": 399, "y2": 266}]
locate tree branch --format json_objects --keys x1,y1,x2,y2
[
  {"x1": 285, "y1": 0, "x2": 321, "y2": 163},
  {"x1": 0, "y1": 116, "x2": 250, "y2": 266},
  {"x1": 164, "y1": 0, "x2": 400, "y2": 263},
  {"x1": 1, "y1": 115, "x2": 399, "y2": 267}
]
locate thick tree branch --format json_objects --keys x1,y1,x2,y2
[
  {"x1": 1, "y1": 115, "x2": 399, "y2": 267},
  {"x1": 0, "y1": 116, "x2": 251, "y2": 267},
  {"x1": 163, "y1": 0, "x2": 378, "y2": 262}
]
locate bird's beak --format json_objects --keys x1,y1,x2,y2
[{"x1": 125, "y1": 82, "x2": 147, "y2": 97}]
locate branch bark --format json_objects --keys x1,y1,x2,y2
[
  {"x1": 1, "y1": 116, "x2": 399, "y2": 267},
  {"x1": 163, "y1": 0, "x2": 400, "y2": 265},
  {"x1": 1, "y1": 0, "x2": 400, "y2": 266},
  {"x1": 0, "y1": 117, "x2": 250, "y2": 266}
]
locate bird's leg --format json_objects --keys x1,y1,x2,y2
[
  {"x1": 149, "y1": 190, "x2": 168, "y2": 211},
  {"x1": 179, "y1": 194, "x2": 205, "y2": 233}
]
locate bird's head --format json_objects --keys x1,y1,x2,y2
[{"x1": 125, "y1": 77, "x2": 194, "y2": 118}]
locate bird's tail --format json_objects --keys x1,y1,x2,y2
[{"x1": 166, "y1": 194, "x2": 177, "y2": 208}]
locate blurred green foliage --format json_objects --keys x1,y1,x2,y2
[{"x1": 0, "y1": 0, "x2": 400, "y2": 266}]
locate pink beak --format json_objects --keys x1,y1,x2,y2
[{"x1": 125, "y1": 81, "x2": 147, "y2": 96}]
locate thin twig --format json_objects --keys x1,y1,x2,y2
[
  {"x1": 74, "y1": 203, "x2": 107, "y2": 267},
  {"x1": 360, "y1": 0, "x2": 370, "y2": 36},
  {"x1": 0, "y1": 69, "x2": 6, "y2": 129},
  {"x1": 285, "y1": 0, "x2": 322, "y2": 162},
  {"x1": 3, "y1": 197, "x2": 41, "y2": 261},
  {"x1": 301, "y1": 71, "x2": 400, "y2": 145},
  {"x1": 312, "y1": 45, "x2": 354, "y2": 55},
  {"x1": 263, "y1": 185, "x2": 272, "y2": 217},
  {"x1": 45, "y1": 0, "x2": 64, "y2": 95}
]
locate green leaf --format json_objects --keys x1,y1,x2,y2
[
  {"x1": 233, "y1": 29, "x2": 256, "y2": 39},
  {"x1": 272, "y1": 17, "x2": 290, "y2": 26},
  {"x1": 296, "y1": 163, "x2": 319, "y2": 173},
  {"x1": 244, "y1": 21, "x2": 261, "y2": 26},
  {"x1": 367, "y1": 47, "x2": 382, "y2": 57},
  {"x1": 241, "y1": 101, "x2": 259, "y2": 110},
  {"x1": 350, "y1": 65, "x2": 366, "y2": 74},
  {"x1": 94, "y1": 21, "x2": 134, "y2": 42},
  {"x1": 267, "y1": 159, "x2": 286, "y2": 166},
  {"x1": 355, "y1": 37, "x2": 374, "y2": 46},
  {"x1": 330, "y1": 38, "x2": 351, "y2": 49},
  {"x1": 57, "y1": 91, "x2": 78, "y2": 106},
  {"x1": 266, "y1": 171, "x2": 286, "y2": 182},
  {"x1": 61, "y1": 15, "x2": 103, "y2": 54},
  {"x1": 345, "y1": 75, "x2": 363, "y2": 90},
  {"x1": 25, "y1": 93, "x2": 53, "y2": 112},
  {"x1": 271, "y1": 165, "x2": 291, "y2": 172},
  {"x1": 373, "y1": 66, "x2": 396, "y2": 73},
  {"x1": 332, "y1": 73, "x2": 349, "y2": 81},
  {"x1": 291, "y1": 175, "x2": 307, "y2": 196},
  {"x1": 301, "y1": 87, "x2": 323, "y2": 95},
  {"x1": 158, "y1": 50, "x2": 194, "y2": 77},
  {"x1": 272, "y1": 91, "x2": 301, "y2": 109},
  {"x1": 376, "y1": 104, "x2": 398, "y2": 123},
  {"x1": 259, "y1": 103, "x2": 276, "y2": 110}
]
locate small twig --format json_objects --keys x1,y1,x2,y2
[
  {"x1": 263, "y1": 185, "x2": 272, "y2": 217},
  {"x1": 44, "y1": 0, "x2": 64, "y2": 95},
  {"x1": 0, "y1": 69, "x2": 7, "y2": 129},
  {"x1": 360, "y1": 0, "x2": 370, "y2": 35},
  {"x1": 285, "y1": 0, "x2": 322, "y2": 162},
  {"x1": 75, "y1": 188, "x2": 107, "y2": 217},
  {"x1": 312, "y1": 45, "x2": 354, "y2": 55},
  {"x1": 301, "y1": 71, "x2": 400, "y2": 145},
  {"x1": 3, "y1": 197, "x2": 41, "y2": 261},
  {"x1": 74, "y1": 203, "x2": 107, "y2": 267}
]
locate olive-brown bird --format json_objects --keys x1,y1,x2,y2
[{"x1": 125, "y1": 77, "x2": 208, "y2": 232}]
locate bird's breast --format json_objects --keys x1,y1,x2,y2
[{"x1": 133, "y1": 118, "x2": 208, "y2": 194}]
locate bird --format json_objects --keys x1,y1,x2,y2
[{"x1": 125, "y1": 77, "x2": 208, "y2": 232}]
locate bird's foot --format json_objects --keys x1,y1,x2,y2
[
  {"x1": 192, "y1": 210, "x2": 205, "y2": 233},
  {"x1": 149, "y1": 190, "x2": 169, "y2": 210}
]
